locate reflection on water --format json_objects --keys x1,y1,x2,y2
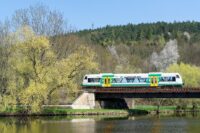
[{"x1": 0, "y1": 115, "x2": 200, "y2": 133}]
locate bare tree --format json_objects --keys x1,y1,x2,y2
[{"x1": 12, "y1": 4, "x2": 66, "y2": 36}]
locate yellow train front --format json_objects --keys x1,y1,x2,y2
[{"x1": 82, "y1": 73, "x2": 183, "y2": 88}]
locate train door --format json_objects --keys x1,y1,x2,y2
[
  {"x1": 102, "y1": 77, "x2": 112, "y2": 87},
  {"x1": 150, "y1": 76, "x2": 158, "y2": 87}
]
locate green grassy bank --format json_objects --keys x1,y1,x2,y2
[
  {"x1": 135, "y1": 105, "x2": 176, "y2": 111},
  {"x1": 0, "y1": 106, "x2": 148, "y2": 116},
  {"x1": 0, "y1": 105, "x2": 200, "y2": 116}
]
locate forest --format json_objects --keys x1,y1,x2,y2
[{"x1": 1, "y1": 4, "x2": 200, "y2": 113}]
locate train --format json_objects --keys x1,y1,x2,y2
[{"x1": 82, "y1": 73, "x2": 184, "y2": 88}]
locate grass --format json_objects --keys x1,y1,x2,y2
[
  {"x1": 135, "y1": 105, "x2": 177, "y2": 111},
  {"x1": 42, "y1": 107, "x2": 129, "y2": 115},
  {"x1": 1, "y1": 105, "x2": 200, "y2": 116}
]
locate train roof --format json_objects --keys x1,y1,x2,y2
[{"x1": 84, "y1": 72, "x2": 181, "y2": 77}]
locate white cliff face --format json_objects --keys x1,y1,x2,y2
[
  {"x1": 183, "y1": 31, "x2": 191, "y2": 40},
  {"x1": 107, "y1": 45, "x2": 120, "y2": 63},
  {"x1": 150, "y1": 39, "x2": 180, "y2": 71}
]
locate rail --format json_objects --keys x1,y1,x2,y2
[{"x1": 83, "y1": 87, "x2": 200, "y2": 93}]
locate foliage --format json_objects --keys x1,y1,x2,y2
[
  {"x1": 166, "y1": 63, "x2": 200, "y2": 87},
  {"x1": 1, "y1": 26, "x2": 99, "y2": 113},
  {"x1": 78, "y1": 21, "x2": 200, "y2": 46}
]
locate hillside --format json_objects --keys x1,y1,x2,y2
[
  {"x1": 74, "y1": 22, "x2": 200, "y2": 72},
  {"x1": 78, "y1": 21, "x2": 200, "y2": 45}
]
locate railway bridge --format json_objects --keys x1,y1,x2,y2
[
  {"x1": 71, "y1": 87, "x2": 200, "y2": 109},
  {"x1": 93, "y1": 87, "x2": 200, "y2": 98}
]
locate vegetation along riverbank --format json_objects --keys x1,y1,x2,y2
[
  {"x1": 0, "y1": 105, "x2": 200, "y2": 117},
  {"x1": 0, "y1": 107, "x2": 148, "y2": 117}
]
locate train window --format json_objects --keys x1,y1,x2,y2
[
  {"x1": 108, "y1": 78, "x2": 110, "y2": 83},
  {"x1": 151, "y1": 78, "x2": 154, "y2": 84},
  {"x1": 88, "y1": 78, "x2": 100, "y2": 83},
  {"x1": 165, "y1": 77, "x2": 169, "y2": 81},
  {"x1": 112, "y1": 78, "x2": 121, "y2": 83},
  {"x1": 133, "y1": 78, "x2": 139, "y2": 83},
  {"x1": 139, "y1": 78, "x2": 146, "y2": 83},
  {"x1": 160, "y1": 77, "x2": 164, "y2": 82},
  {"x1": 121, "y1": 78, "x2": 127, "y2": 83},
  {"x1": 88, "y1": 78, "x2": 93, "y2": 82},
  {"x1": 155, "y1": 79, "x2": 158, "y2": 84},
  {"x1": 95, "y1": 78, "x2": 101, "y2": 82},
  {"x1": 84, "y1": 76, "x2": 87, "y2": 79},
  {"x1": 160, "y1": 76, "x2": 176, "y2": 82},
  {"x1": 160, "y1": 77, "x2": 169, "y2": 82},
  {"x1": 126, "y1": 77, "x2": 135, "y2": 83},
  {"x1": 176, "y1": 75, "x2": 180, "y2": 78},
  {"x1": 104, "y1": 78, "x2": 107, "y2": 84}
]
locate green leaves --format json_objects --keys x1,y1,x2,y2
[
  {"x1": 166, "y1": 63, "x2": 200, "y2": 87},
  {"x1": 3, "y1": 26, "x2": 99, "y2": 113}
]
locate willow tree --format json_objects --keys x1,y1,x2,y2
[{"x1": 8, "y1": 26, "x2": 98, "y2": 113}]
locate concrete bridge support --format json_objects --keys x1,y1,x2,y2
[
  {"x1": 71, "y1": 92, "x2": 95, "y2": 109},
  {"x1": 71, "y1": 91, "x2": 134, "y2": 109}
]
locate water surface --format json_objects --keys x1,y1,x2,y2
[{"x1": 0, "y1": 115, "x2": 200, "y2": 133}]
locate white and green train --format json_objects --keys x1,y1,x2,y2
[{"x1": 82, "y1": 73, "x2": 183, "y2": 88}]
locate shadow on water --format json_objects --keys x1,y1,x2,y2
[{"x1": 127, "y1": 109, "x2": 149, "y2": 116}]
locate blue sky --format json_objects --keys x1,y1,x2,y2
[{"x1": 0, "y1": 0, "x2": 200, "y2": 30}]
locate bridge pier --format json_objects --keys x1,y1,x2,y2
[
  {"x1": 70, "y1": 91, "x2": 134, "y2": 109},
  {"x1": 95, "y1": 98, "x2": 134, "y2": 109},
  {"x1": 71, "y1": 92, "x2": 95, "y2": 109},
  {"x1": 97, "y1": 98, "x2": 129, "y2": 109}
]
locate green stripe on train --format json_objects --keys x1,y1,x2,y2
[
  {"x1": 101, "y1": 73, "x2": 114, "y2": 77},
  {"x1": 82, "y1": 83, "x2": 183, "y2": 87},
  {"x1": 148, "y1": 73, "x2": 161, "y2": 76}
]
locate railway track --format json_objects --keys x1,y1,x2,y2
[{"x1": 83, "y1": 87, "x2": 200, "y2": 93}]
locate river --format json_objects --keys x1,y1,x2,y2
[{"x1": 0, "y1": 115, "x2": 200, "y2": 133}]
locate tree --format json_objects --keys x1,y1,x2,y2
[
  {"x1": 0, "y1": 20, "x2": 16, "y2": 111},
  {"x1": 7, "y1": 26, "x2": 99, "y2": 112},
  {"x1": 46, "y1": 45, "x2": 99, "y2": 103},
  {"x1": 8, "y1": 26, "x2": 55, "y2": 112},
  {"x1": 12, "y1": 4, "x2": 66, "y2": 36}
]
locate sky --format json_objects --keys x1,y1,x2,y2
[{"x1": 0, "y1": 0, "x2": 200, "y2": 30}]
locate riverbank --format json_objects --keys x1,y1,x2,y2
[
  {"x1": 0, "y1": 105, "x2": 200, "y2": 117},
  {"x1": 135, "y1": 105, "x2": 200, "y2": 115},
  {"x1": 0, "y1": 107, "x2": 149, "y2": 117},
  {"x1": 135, "y1": 105, "x2": 176, "y2": 115}
]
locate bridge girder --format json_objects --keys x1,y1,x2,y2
[
  {"x1": 84, "y1": 87, "x2": 200, "y2": 99},
  {"x1": 95, "y1": 92, "x2": 200, "y2": 99}
]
